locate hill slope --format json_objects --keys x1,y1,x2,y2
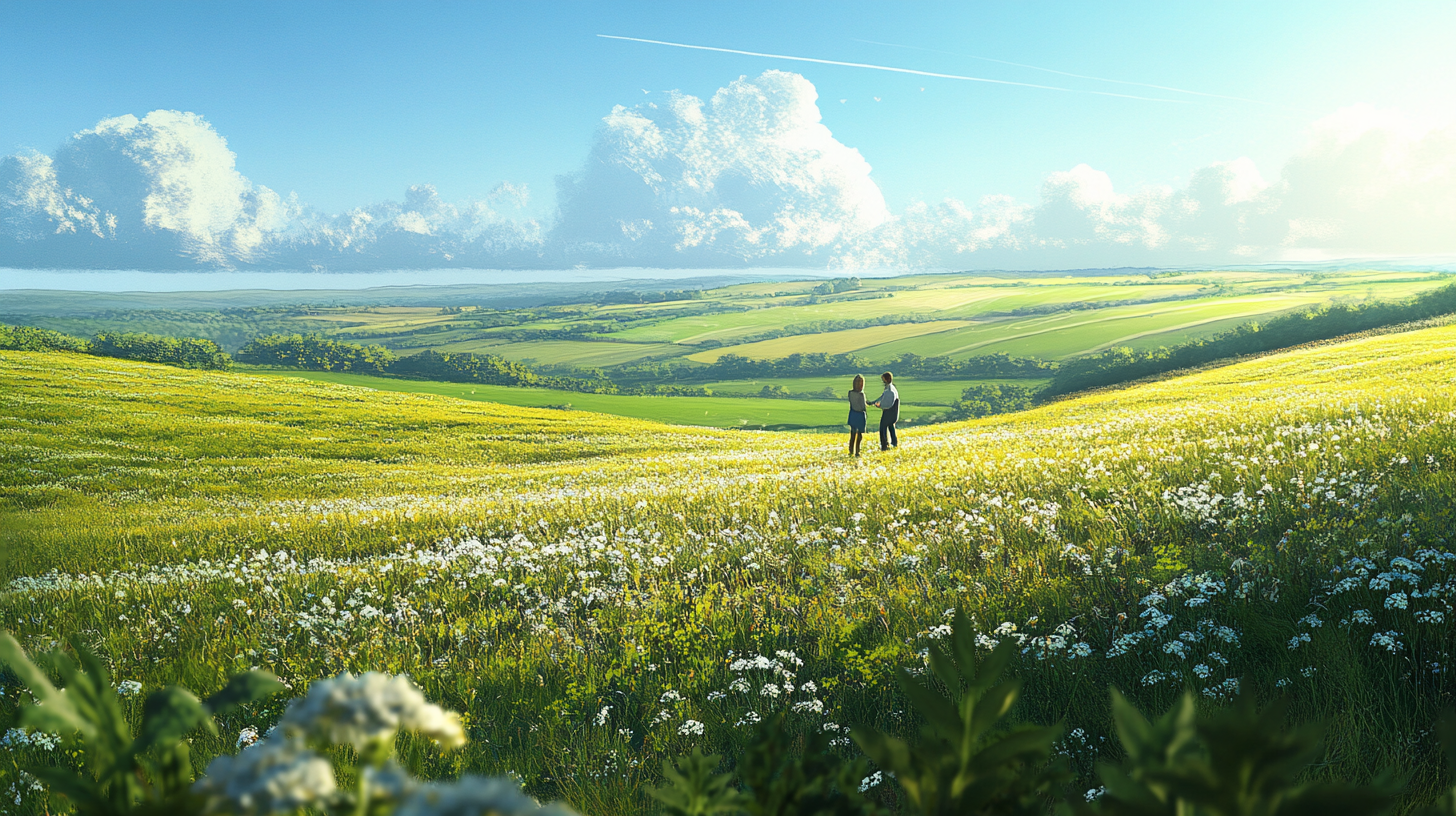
[{"x1": 3, "y1": 326, "x2": 1456, "y2": 811}]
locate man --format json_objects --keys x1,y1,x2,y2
[{"x1": 871, "y1": 371, "x2": 900, "y2": 451}]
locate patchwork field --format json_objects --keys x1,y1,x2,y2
[
  {"x1": 5, "y1": 321, "x2": 1456, "y2": 812},
  {"x1": 7, "y1": 268, "x2": 1451, "y2": 431}
]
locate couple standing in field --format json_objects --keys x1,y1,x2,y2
[{"x1": 846, "y1": 372, "x2": 899, "y2": 457}]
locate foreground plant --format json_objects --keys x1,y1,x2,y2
[
  {"x1": 194, "y1": 670, "x2": 584, "y2": 816},
  {"x1": 851, "y1": 611, "x2": 1066, "y2": 816},
  {"x1": 650, "y1": 713, "x2": 884, "y2": 816},
  {"x1": 1, "y1": 631, "x2": 578, "y2": 816},
  {"x1": 1088, "y1": 689, "x2": 1397, "y2": 816},
  {"x1": 0, "y1": 632, "x2": 282, "y2": 815}
]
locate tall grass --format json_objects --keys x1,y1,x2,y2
[{"x1": 3, "y1": 326, "x2": 1456, "y2": 813}]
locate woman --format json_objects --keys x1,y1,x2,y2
[{"x1": 847, "y1": 374, "x2": 868, "y2": 457}]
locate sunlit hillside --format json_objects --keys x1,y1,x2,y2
[{"x1": 4, "y1": 322, "x2": 1456, "y2": 812}]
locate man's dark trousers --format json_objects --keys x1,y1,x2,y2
[{"x1": 879, "y1": 401, "x2": 899, "y2": 450}]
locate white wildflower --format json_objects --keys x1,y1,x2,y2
[
  {"x1": 278, "y1": 672, "x2": 465, "y2": 751},
  {"x1": 194, "y1": 735, "x2": 337, "y2": 814},
  {"x1": 396, "y1": 775, "x2": 577, "y2": 816},
  {"x1": 1370, "y1": 631, "x2": 1404, "y2": 653},
  {"x1": 678, "y1": 720, "x2": 705, "y2": 736},
  {"x1": 236, "y1": 726, "x2": 260, "y2": 749}
]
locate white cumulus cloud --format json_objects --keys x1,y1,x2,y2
[
  {"x1": 842, "y1": 105, "x2": 1456, "y2": 269},
  {"x1": 1, "y1": 111, "x2": 294, "y2": 267},
  {"x1": 552, "y1": 70, "x2": 890, "y2": 264},
  {"x1": 2, "y1": 94, "x2": 1453, "y2": 271}
]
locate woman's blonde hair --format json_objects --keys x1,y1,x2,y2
[{"x1": 851, "y1": 374, "x2": 865, "y2": 392}]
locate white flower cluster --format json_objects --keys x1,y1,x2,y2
[
  {"x1": 195, "y1": 734, "x2": 338, "y2": 814},
  {"x1": 196, "y1": 671, "x2": 481, "y2": 816},
  {"x1": 278, "y1": 672, "x2": 466, "y2": 751},
  {"x1": 677, "y1": 719, "x2": 705, "y2": 736},
  {"x1": 395, "y1": 775, "x2": 578, "y2": 816},
  {"x1": 1, "y1": 728, "x2": 60, "y2": 750},
  {"x1": 1307, "y1": 548, "x2": 1455, "y2": 670}
]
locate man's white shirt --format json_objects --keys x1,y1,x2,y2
[{"x1": 877, "y1": 383, "x2": 899, "y2": 408}]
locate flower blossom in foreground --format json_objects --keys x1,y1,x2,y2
[
  {"x1": 195, "y1": 734, "x2": 336, "y2": 814},
  {"x1": 279, "y1": 672, "x2": 466, "y2": 751},
  {"x1": 395, "y1": 775, "x2": 579, "y2": 816}
]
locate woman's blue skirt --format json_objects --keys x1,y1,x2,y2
[{"x1": 847, "y1": 409, "x2": 867, "y2": 431}]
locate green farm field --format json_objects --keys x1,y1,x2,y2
[
  {"x1": 698, "y1": 376, "x2": 1046, "y2": 405},
  {"x1": 690, "y1": 279, "x2": 1456, "y2": 363},
  {"x1": 7, "y1": 268, "x2": 1452, "y2": 433},
  {"x1": 6, "y1": 319, "x2": 1456, "y2": 813},
  {"x1": 235, "y1": 367, "x2": 947, "y2": 429},
  {"x1": 9, "y1": 270, "x2": 1451, "y2": 372}
]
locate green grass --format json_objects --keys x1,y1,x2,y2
[
  {"x1": 434, "y1": 338, "x2": 684, "y2": 367},
  {"x1": 6, "y1": 324, "x2": 1456, "y2": 813},
  {"x1": 234, "y1": 367, "x2": 946, "y2": 429},
  {"x1": 700, "y1": 376, "x2": 1048, "y2": 406}
]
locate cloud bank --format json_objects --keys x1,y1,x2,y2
[
  {"x1": 2, "y1": 79, "x2": 1453, "y2": 271},
  {"x1": 553, "y1": 70, "x2": 889, "y2": 265}
]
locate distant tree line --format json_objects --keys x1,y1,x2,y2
[
  {"x1": 590, "y1": 289, "x2": 704, "y2": 305},
  {"x1": 949, "y1": 383, "x2": 1035, "y2": 419},
  {"x1": 1043, "y1": 282, "x2": 1456, "y2": 397},
  {"x1": 0, "y1": 324, "x2": 93, "y2": 354},
  {"x1": 811, "y1": 276, "x2": 861, "y2": 295},
  {"x1": 237, "y1": 334, "x2": 396, "y2": 373},
  {"x1": 235, "y1": 333, "x2": 712, "y2": 396},
  {"x1": 0, "y1": 324, "x2": 231, "y2": 369},
  {"x1": 91, "y1": 332, "x2": 232, "y2": 369}
]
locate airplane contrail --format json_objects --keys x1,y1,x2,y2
[
  {"x1": 597, "y1": 34, "x2": 1189, "y2": 103},
  {"x1": 853, "y1": 38, "x2": 1281, "y2": 107}
]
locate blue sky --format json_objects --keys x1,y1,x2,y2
[
  {"x1": 2, "y1": 0, "x2": 1455, "y2": 270},
  {"x1": 3, "y1": 0, "x2": 1450, "y2": 214}
]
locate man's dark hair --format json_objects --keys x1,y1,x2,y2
[{"x1": 882, "y1": 372, "x2": 893, "y2": 383}]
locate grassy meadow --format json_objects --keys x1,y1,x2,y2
[
  {"x1": 233, "y1": 367, "x2": 947, "y2": 430},
  {"x1": 7, "y1": 268, "x2": 1450, "y2": 432},
  {"x1": 5, "y1": 319, "x2": 1456, "y2": 812}
]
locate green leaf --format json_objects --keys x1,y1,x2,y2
[
  {"x1": 204, "y1": 670, "x2": 285, "y2": 716},
  {"x1": 134, "y1": 686, "x2": 213, "y2": 756},
  {"x1": 896, "y1": 669, "x2": 962, "y2": 737},
  {"x1": 1109, "y1": 687, "x2": 1155, "y2": 763},
  {"x1": 972, "y1": 640, "x2": 1015, "y2": 693},
  {"x1": 648, "y1": 748, "x2": 742, "y2": 816},
  {"x1": 25, "y1": 765, "x2": 116, "y2": 816},
  {"x1": 965, "y1": 725, "x2": 1060, "y2": 775},
  {"x1": 926, "y1": 645, "x2": 961, "y2": 693},
  {"x1": 851, "y1": 728, "x2": 913, "y2": 779},
  {"x1": 968, "y1": 679, "x2": 1021, "y2": 739},
  {"x1": 949, "y1": 608, "x2": 981, "y2": 681},
  {"x1": 0, "y1": 632, "x2": 85, "y2": 734}
]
